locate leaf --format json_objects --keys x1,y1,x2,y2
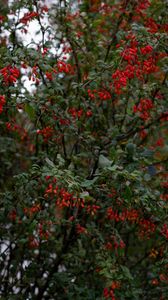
[
  {"x1": 147, "y1": 165, "x2": 157, "y2": 176},
  {"x1": 141, "y1": 149, "x2": 154, "y2": 158},
  {"x1": 126, "y1": 143, "x2": 136, "y2": 156},
  {"x1": 144, "y1": 173, "x2": 151, "y2": 181},
  {"x1": 57, "y1": 154, "x2": 65, "y2": 166},
  {"x1": 25, "y1": 103, "x2": 35, "y2": 121},
  {"x1": 45, "y1": 157, "x2": 55, "y2": 168},
  {"x1": 81, "y1": 177, "x2": 98, "y2": 188},
  {"x1": 98, "y1": 155, "x2": 112, "y2": 168},
  {"x1": 120, "y1": 266, "x2": 133, "y2": 280},
  {"x1": 107, "y1": 165, "x2": 121, "y2": 172},
  {"x1": 79, "y1": 191, "x2": 90, "y2": 198}
]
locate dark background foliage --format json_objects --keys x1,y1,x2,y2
[{"x1": 0, "y1": 0, "x2": 168, "y2": 299}]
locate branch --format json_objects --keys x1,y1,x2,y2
[
  {"x1": 104, "y1": 0, "x2": 132, "y2": 62},
  {"x1": 35, "y1": 226, "x2": 76, "y2": 300}
]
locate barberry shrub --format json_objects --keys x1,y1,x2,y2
[{"x1": 0, "y1": 0, "x2": 168, "y2": 299}]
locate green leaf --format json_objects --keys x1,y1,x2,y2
[
  {"x1": 25, "y1": 103, "x2": 35, "y2": 121},
  {"x1": 126, "y1": 143, "x2": 136, "y2": 155},
  {"x1": 120, "y1": 266, "x2": 133, "y2": 280},
  {"x1": 98, "y1": 154, "x2": 112, "y2": 168},
  {"x1": 57, "y1": 154, "x2": 65, "y2": 166},
  {"x1": 45, "y1": 157, "x2": 55, "y2": 168},
  {"x1": 81, "y1": 177, "x2": 98, "y2": 188}
]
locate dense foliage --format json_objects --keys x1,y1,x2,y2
[{"x1": 0, "y1": 0, "x2": 168, "y2": 299}]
